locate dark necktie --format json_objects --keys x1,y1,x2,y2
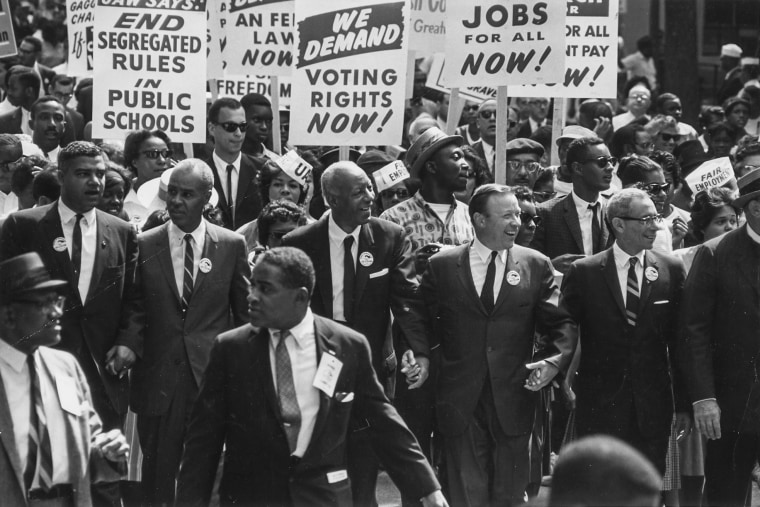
[
  {"x1": 589, "y1": 203, "x2": 601, "y2": 254},
  {"x1": 625, "y1": 257, "x2": 639, "y2": 327},
  {"x1": 343, "y1": 236, "x2": 355, "y2": 323},
  {"x1": 71, "y1": 214, "x2": 83, "y2": 287},
  {"x1": 480, "y1": 251, "x2": 498, "y2": 313},
  {"x1": 26, "y1": 354, "x2": 53, "y2": 491},
  {"x1": 275, "y1": 331, "x2": 301, "y2": 453},
  {"x1": 181, "y1": 234, "x2": 194, "y2": 311},
  {"x1": 226, "y1": 164, "x2": 234, "y2": 215}
]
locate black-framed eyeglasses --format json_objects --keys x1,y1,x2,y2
[
  {"x1": 532, "y1": 191, "x2": 557, "y2": 200},
  {"x1": 478, "y1": 110, "x2": 496, "y2": 120},
  {"x1": 214, "y1": 121, "x2": 248, "y2": 133},
  {"x1": 583, "y1": 156, "x2": 618, "y2": 168},
  {"x1": 507, "y1": 160, "x2": 542, "y2": 173},
  {"x1": 13, "y1": 295, "x2": 66, "y2": 312},
  {"x1": 519, "y1": 211, "x2": 542, "y2": 226},
  {"x1": 529, "y1": 99, "x2": 549, "y2": 107},
  {"x1": 142, "y1": 149, "x2": 173, "y2": 160},
  {"x1": 464, "y1": 105, "x2": 480, "y2": 112},
  {"x1": 629, "y1": 93, "x2": 650, "y2": 101},
  {"x1": 638, "y1": 182, "x2": 671, "y2": 195},
  {"x1": 660, "y1": 133, "x2": 681, "y2": 142},
  {"x1": 617, "y1": 214, "x2": 664, "y2": 226},
  {"x1": 250, "y1": 117, "x2": 273, "y2": 126},
  {"x1": 381, "y1": 188, "x2": 410, "y2": 199}
]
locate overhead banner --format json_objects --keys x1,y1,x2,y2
[
  {"x1": 443, "y1": 0, "x2": 565, "y2": 88},
  {"x1": 409, "y1": 0, "x2": 445, "y2": 55},
  {"x1": 290, "y1": 0, "x2": 410, "y2": 146},
  {"x1": 426, "y1": 53, "x2": 496, "y2": 103},
  {"x1": 214, "y1": 75, "x2": 292, "y2": 105},
  {"x1": 513, "y1": 0, "x2": 619, "y2": 98},
  {"x1": 224, "y1": 0, "x2": 294, "y2": 76},
  {"x1": 0, "y1": 0, "x2": 17, "y2": 58},
  {"x1": 93, "y1": 0, "x2": 208, "y2": 142},
  {"x1": 66, "y1": 0, "x2": 94, "y2": 77}
]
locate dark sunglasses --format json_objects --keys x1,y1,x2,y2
[
  {"x1": 142, "y1": 149, "x2": 172, "y2": 160},
  {"x1": 519, "y1": 211, "x2": 542, "y2": 226},
  {"x1": 639, "y1": 182, "x2": 671, "y2": 195},
  {"x1": 381, "y1": 188, "x2": 410, "y2": 199},
  {"x1": 478, "y1": 110, "x2": 496, "y2": 120},
  {"x1": 660, "y1": 133, "x2": 681, "y2": 142},
  {"x1": 215, "y1": 121, "x2": 248, "y2": 133},
  {"x1": 532, "y1": 191, "x2": 557, "y2": 200},
  {"x1": 583, "y1": 156, "x2": 618, "y2": 168}
]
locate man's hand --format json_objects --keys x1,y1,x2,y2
[
  {"x1": 401, "y1": 350, "x2": 429, "y2": 389},
  {"x1": 524, "y1": 361, "x2": 559, "y2": 391},
  {"x1": 694, "y1": 400, "x2": 721, "y2": 440},
  {"x1": 105, "y1": 345, "x2": 136, "y2": 378},
  {"x1": 671, "y1": 217, "x2": 688, "y2": 248},
  {"x1": 93, "y1": 429, "x2": 129, "y2": 462},
  {"x1": 421, "y1": 490, "x2": 449, "y2": 507},
  {"x1": 675, "y1": 411, "x2": 692, "y2": 441},
  {"x1": 415, "y1": 243, "x2": 442, "y2": 274},
  {"x1": 593, "y1": 116, "x2": 612, "y2": 140},
  {"x1": 551, "y1": 253, "x2": 585, "y2": 275}
]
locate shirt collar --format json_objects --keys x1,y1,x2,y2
[
  {"x1": 270, "y1": 308, "x2": 315, "y2": 349},
  {"x1": 0, "y1": 337, "x2": 29, "y2": 373},
  {"x1": 571, "y1": 190, "x2": 600, "y2": 211},
  {"x1": 58, "y1": 199, "x2": 96, "y2": 226},
  {"x1": 747, "y1": 223, "x2": 760, "y2": 245},
  {"x1": 413, "y1": 190, "x2": 459, "y2": 211},
  {"x1": 168, "y1": 219, "x2": 206, "y2": 246},
  {"x1": 472, "y1": 237, "x2": 508, "y2": 265},
  {"x1": 613, "y1": 241, "x2": 646, "y2": 269},
  {"x1": 328, "y1": 212, "x2": 360, "y2": 245},
  {"x1": 212, "y1": 151, "x2": 241, "y2": 172}
]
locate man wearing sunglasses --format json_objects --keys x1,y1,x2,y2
[
  {"x1": 562, "y1": 187, "x2": 688, "y2": 477},
  {"x1": 206, "y1": 97, "x2": 264, "y2": 230}
]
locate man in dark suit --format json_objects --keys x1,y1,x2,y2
[
  {"x1": 50, "y1": 75, "x2": 85, "y2": 140},
  {"x1": 282, "y1": 160, "x2": 428, "y2": 506},
  {"x1": 127, "y1": 159, "x2": 249, "y2": 504},
  {"x1": 17, "y1": 36, "x2": 56, "y2": 94},
  {"x1": 531, "y1": 136, "x2": 614, "y2": 274},
  {"x1": 421, "y1": 184, "x2": 577, "y2": 507},
  {"x1": 470, "y1": 98, "x2": 496, "y2": 174},
  {"x1": 205, "y1": 97, "x2": 265, "y2": 230},
  {"x1": 679, "y1": 168, "x2": 760, "y2": 506},
  {"x1": 176, "y1": 247, "x2": 446, "y2": 507},
  {"x1": 0, "y1": 141, "x2": 140, "y2": 433},
  {"x1": 0, "y1": 252, "x2": 130, "y2": 507},
  {"x1": 514, "y1": 97, "x2": 550, "y2": 138},
  {"x1": 562, "y1": 188, "x2": 689, "y2": 473}
]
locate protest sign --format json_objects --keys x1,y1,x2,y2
[
  {"x1": 66, "y1": 0, "x2": 94, "y2": 76},
  {"x1": 426, "y1": 53, "x2": 497, "y2": 103},
  {"x1": 214, "y1": 75, "x2": 292, "y2": 105},
  {"x1": 443, "y1": 0, "x2": 565, "y2": 88},
  {"x1": 409, "y1": 0, "x2": 445, "y2": 55},
  {"x1": 290, "y1": 0, "x2": 410, "y2": 146},
  {"x1": 0, "y1": 0, "x2": 16, "y2": 59},
  {"x1": 93, "y1": 0, "x2": 207, "y2": 143},
  {"x1": 207, "y1": 1, "x2": 225, "y2": 78},
  {"x1": 685, "y1": 158, "x2": 735, "y2": 194},
  {"x1": 513, "y1": 0, "x2": 619, "y2": 98},
  {"x1": 275, "y1": 150, "x2": 312, "y2": 186},
  {"x1": 373, "y1": 160, "x2": 409, "y2": 192},
  {"x1": 224, "y1": 0, "x2": 294, "y2": 76}
]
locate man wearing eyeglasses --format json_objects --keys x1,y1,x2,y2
[
  {"x1": 506, "y1": 138, "x2": 544, "y2": 189},
  {"x1": 471, "y1": 99, "x2": 497, "y2": 173},
  {"x1": 206, "y1": 97, "x2": 264, "y2": 230},
  {"x1": 561, "y1": 187, "x2": 688, "y2": 476}
]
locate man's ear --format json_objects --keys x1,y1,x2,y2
[{"x1": 424, "y1": 159, "x2": 436, "y2": 176}]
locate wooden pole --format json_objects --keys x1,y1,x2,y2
[
  {"x1": 270, "y1": 75, "x2": 282, "y2": 154},
  {"x1": 495, "y1": 86, "x2": 509, "y2": 184},
  {"x1": 446, "y1": 88, "x2": 463, "y2": 135},
  {"x1": 550, "y1": 98, "x2": 567, "y2": 166},
  {"x1": 339, "y1": 145, "x2": 349, "y2": 161}
]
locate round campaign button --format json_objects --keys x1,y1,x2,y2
[
  {"x1": 506, "y1": 270, "x2": 521, "y2": 286},
  {"x1": 199, "y1": 258, "x2": 212, "y2": 273},
  {"x1": 645, "y1": 266, "x2": 658, "y2": 282},
  {"x1": 359, "y1": 252, "x2": 374, "y2": 267},
  {"x1": 53, "y1": 237, "x2": 67, "y2": 252}
]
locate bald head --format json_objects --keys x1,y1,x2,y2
[
  {"x1": 321, "y1": 161, "x2": 374, "y2": 232},
  {"x1": 170, "y1": 158, "x2": 214, "y2": 194},
  {"x1": 167, "y1": 159, "x2": 214, "y2": 232}
]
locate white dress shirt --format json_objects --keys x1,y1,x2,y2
[
  {"x1": 612, "y1": 242, "x2": 645, "y2": 306},
  {"x1": 212, "y1": 150, "x2": 241, "y2": 215},
  {"x1": 748, "y1": 223, "x2": 760, "y2": 245},
  {"x1": 328, "y1": 214, "x2": 360, "y2": 322},
  {"x1": 58, "y1": 200, "x2": 96, "y2": 301},
  {"x1": 571, "y1": 191, "x2": 605, "y2": 256},
  {"x1": 168, "y1": 220, "x2": 206, "y2": 297},
  {"x1": 20, "y1": 108, "x2": 32, "y2": 136},
  {"x1": 470, "y1": 237, "x2": 508, "y2": 303},
  {"x1": 269, "y1": 309, "x2": 320, "y2": 457},
  {"x1": 0, "y1": 190, "x2": 18, "y2": 217}
]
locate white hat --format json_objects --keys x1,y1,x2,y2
[
  {"x1": 721, "y1": 44, "x2": 742, "y2": 59},
  {"x1": 137, "y1": 168, "x2": 219, "y2": 214}
]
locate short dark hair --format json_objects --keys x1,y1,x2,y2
[
  {"x1": 105, "y1": 161, "x2": 133, "y2": 195},
  {"x1": 691, "y1": 187, "x2": 739, "y2": 241},
  {"x1": 11, "y1": 158, "x2": 43, "y2": 195},
  {"x1": 240, "y1": 93, "x2": 271, "y2": 113},
  {"x1": 649, "y1": 150, "x2": 681, "y2": 186},
  {"x1": 460, "y1": 144, "x2": 493, "y2": 188},
  {"x1": 257, "y1": 200, "x2": 307, "y2": 246},
  {"x1": 655, "y1": 92, "x2": 680, "y2": 113},
  {"x1": 706, "y1": 121, "x2": 738, "y2": 144},
  {"x1": 58, "y1": 141, "x2": 102, "y2": 173},
  {"x1": 256, "y1": 246, "x2": 315, "y2": 296},
  {"x1": 30, "y1": 95, "x2": 63, "y2": 118},
  {"x1": 208, "y1": 97, "x2": 243, "y2": 124},
  {"x1": 21, "y1": 36, "x2": 42, "y2": 53},
  {"x1": 618, "y1": 155, "x2": 663, "y2": 187},
  {"x1": 52, "y1": 74, "x2": 75, "y2": 88},
  {"x1": 698, "y1": 105, "x2": 725, "y2": 130},
  {"x1": 566, "y1": 136, "x2": 605, "y2": 167},
  {"x1": 468, "y1": 183, "x2": 514, "y2": 220},
  {"x1": 32, "y1": 169, "x2": 61, "y2": 201},
  {"x1": 123, "y1": 130, "x2": 172, "y2": 173},
  {"x1": 610, "y1": 124, "x2": 646, "y2": 158},
  {"x1": 10, "y1": 69, "x2": 41, "y2": 98},
  {"x1": 513, "y1": 185, "x2": 534, "y2": 203}
]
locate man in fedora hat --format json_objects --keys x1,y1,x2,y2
[
  {"x1": 0, "y1": 252, "x2": 130, "y2": 506},
  {"x1": 679, "y1": 167, "x2": 760, "y2": 506}
]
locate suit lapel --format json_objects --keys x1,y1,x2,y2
[
  {"x1": 156, "y1": 225, "x2": 180, "y2": 303},
  {"x1": 0, "y1": 371, "x2": 24, "y2": 495},
  {"x1": 236, "y1": 156, "x2": 253, "y2": 212},
  {"x1": 562, "y1": 195, "x2": 585, "y2": 253},
  {"x1": 601, "y1": 249, "x2": 627, "y2": 320},
  {"x1": 600, "y1": 200, "x2": 612, "y2": 249},
  {"x1": 456, "y1": 246, "x2": 486, "y2": 315},
  {"x1": 210, "y1": 159, "x2": 232, "y2": 224},
  {"x1": 191, "y1": 224, "x2": 218, "y2": 298},
  {"x1": 85, "y1": 211, "x2": 109, "y2": 304},
  {"x1": 638, "y1": 251, "x2": 657, "y2": 312},
  {"x1": 314, "y1": 218, "x2": 334, "y2": 318},
  {"x1": 301, "y1": 318, "x2": 333, "y2": 464},
  {"x1": 251, "y1": 328, "x2": 282, "y2": 425},
  {"x1": 41, "y1": 204, "x2": 76, "y2": 286},
  {"x1": 353, "y1": 223, "x2": 375, "y2": 306},
  {"x1": 736, "y1": 229, "x2": 760, "y2": 300},
  {"x1": 493, "y1": 248, "x2": 517, "y2": 311}
]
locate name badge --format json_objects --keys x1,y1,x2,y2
[
  {"x1": 56, "y1": 376, "x2": 81, "y2": 416},
  {"x1": 313, "y1": 352, "x2": 343, "y2": 397}
]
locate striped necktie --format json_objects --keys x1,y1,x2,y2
[
  {"x1": 26, "y1": 353, "x2": 53, "y2": 491},
  {"x1": 181, "y1": 234, "x2": 194, "y2": 311},
  {"x1": 625, "y1": 257, "x2": 639, "y2": 327}
]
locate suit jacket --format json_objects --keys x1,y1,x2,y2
[
  {"x1": 128, "y1": 221, "x2": 249, "y2": 416},
  {"x1": 175, "y1": 317, "x2": 439, "y2": 507},
  {"x1": 65, "y1": 106, "x2": 85, "y2": 141},
  {"x1": 206, "y1": 153, "x2": 265, "y2": 230},
  {"x1": 282, "y1": 216, "x2": 428, "y2": 379},
  {"x1": 0, "y1": 107, "x2": 77, "y2": 146},
  {"x1": 0, "y1": 203, "x2": 140, "y2": 421},
  {"x1": 37, "y1": 64, "x2": 56, "y2": 94},
  {"x1": 530, "y1": 193, "x2": 612, "y2": 261},
  {"x1": 420, "y1": 244, "x2": 577, "y2": 437},
  {"x1": 679, "y1": 226, "x2": 760, "y2": 433},
  {"x1": 0, "y1": 346, "x2": 121, "y2": 507},
  {"x1": 562, "y1": 248, "x2": 687, "y2": 440}
]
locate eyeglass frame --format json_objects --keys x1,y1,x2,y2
[
  {"x1": 581, "y1": 156, "x2": 618, "y2": 168},
  {"x1": 519, "y1": 211, "x2": 542, "y2": 226},
  {"x1": 213, "y1": 121, "x2": 248, "y2": 133},
  {"x1": 507, "y1": 160, "x2": 542, "y2": 174},
  {"x1": 616, "y1": 214, "x2": 664, "y2": 226},
  {"x1": 141, "y1": 149, "x2": 173, "y2": 160}
]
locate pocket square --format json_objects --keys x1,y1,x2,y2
[
  {"x1": 653, "y1": 300, "x2": 670, "y2": 305},
  {"x1": 335, "y1": 392, "x2": 354, "y2": 403},
  {"x1": 369, "y1": 268, "x2": 389, "y2": 279}
]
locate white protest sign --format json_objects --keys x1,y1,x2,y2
[
  {"x1": 214, "y1": 75, "x2": 292, "y2": 105},
  {"x1": 443, "y1": 0, "x2": 565, "y2": 88},
  {"x1": 66, "y1": 0, "x2": 93, "y2": 77},
  {"x1": 685, "y1": 158, "x2": 735, "y2": 194},
  {"x1": 290, "y1": 0, "x2": 410, "y2": 146},
  {"x1": 207, "y1": 1, "x2": 224, "y2": 79},
  {"x1": 0, "y1": 0, "x2": 16, "y2": 59},
  {"x1": 373, "y1": 160, "x2": 409, "y2": 192},
  {"x1": 93, "y1": 0, "x2": 207, "y2": 143},
  {"x1": 426, "y1": 53, "x2": 497, "y2": 103},
  {"x1": 275, "y1": 150, "x2": 312, "y2": 186},
  {"x1": 409, "y1": 0, "x2": 445, "y2": 54},
  {"x1": 224, "y1": 0, "x2": 293, "y2": 76},
  {"x1": 513, "y1": 0, "x2": 619, "y2": 98}
]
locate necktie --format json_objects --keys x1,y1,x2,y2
[
  {"x1": 480, "y1": 251, "x2": 498, "y2": 313},
  {"x1": 343, "y1": 236, "x2": 356, "y2": 323},
  {"x1": 181, "y1": 234, "x2": 194, "y2": 311},
  {"x1": 625, "y1": 257, "x2": 640, "y2": 327},
  {"x1": 589, "y1": 203, "x2": 601, "y2": 254},
  {"x1": 226, "y1": 164, "x2": 234, "y2": 216},
  {"x1": 71, "y1": 214, "x2": 83, "y2": 287},
  {"x1": 26, "y1": 354, "x2": 53, "y2": 491},
  {"x1": 275, "y1": 331, "x2": 301, "y2": 453}
]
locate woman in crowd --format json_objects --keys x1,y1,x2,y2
[
  {"x1": 122, "y1": 129, "x2": 174, "y2": 222},
  {"x1": 723, "y1": 96, "x2": 750, "y2": 142},
  {"x1": 246, "y1": 199, "x2": 308, "y2": 269},
  {"x1": 703, "y1": 122, "x2": 738, "y2": 159},
  {"x1": 456, "y1": 145, "x2": 491, "y2": 204},
  {"x1": 97, "y1": 161, "x2": 132, "y2": 221}
]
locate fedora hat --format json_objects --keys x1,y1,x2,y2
[
  {"x1": 406, "y1": 127, "x2": 463, "y2": 179},
  {"x1": 0, "y1": 252, "x2": 67, "y2": 304},
  {"x1": 733, "y1": 167, "x2": 760, "y2": 208}
]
